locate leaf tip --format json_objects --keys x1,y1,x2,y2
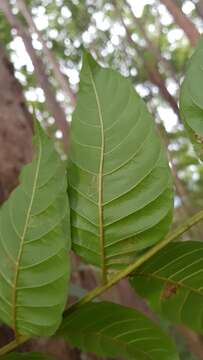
[{"x1": 82, "y1": 50, "x2": 98, "y2": 74}]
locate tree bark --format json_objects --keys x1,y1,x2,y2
[
  {"x1": 0, "y1": 46, "x2": 33, "y2": 205},
  {"x1": 0, "y1": 0, "x2": 69, "y2": 151},
  {"x1": 161, "y1": 0, "x2": 200, "y2": 46}
]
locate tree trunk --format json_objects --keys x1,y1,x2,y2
[
  {"x1": 0, "y1": 46, "x2": 33, "y2": 205},
  {"x1": 161, "y1": 0, "x2": 200, "y2": 46}
]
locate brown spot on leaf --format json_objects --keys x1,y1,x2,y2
[
  {"x1": 195, "y1": 133, "x2": 203, "y2": 145},
  {"x1": 161, "y1": 282, "x2": 179, "y2": 300},
  {"x1": 194, "y1": 133, "x2": 203, "y2": 156}
]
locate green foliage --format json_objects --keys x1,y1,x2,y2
[
  {"x1": 1, "y1": 353, "x2": 54, "y2": 359},
  {"x1": 1, "y1": 22, "x2": 203, "y2": 357},
  {"x1": 170, "y1": 45, "x2": 191, "y2": 73},
  {"x1": 68, "y1": 1, "x2": 91, "y2": 33},
  {"x1": 57, "y1": 301, "x2": 179, "y2": 360},
  {"x1": 68, "y1": 52, "x2": 173, "y2": 275},
  {"x1": 0, "y1": 123, "x2": 71, "y2": 337},
  {"x1": 130, "y1": 241, "x2": 203, "y2": 334},
  {"x1": 180, "y1": 35, "x2": 203, "y2": 161}
]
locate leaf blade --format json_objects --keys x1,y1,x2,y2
[
  {"x1": 0, "y1": 123, "x2": 71, "y2": 336},
  {"x1": 57, "y1": 301, "x2": 179, "y2": 360},
  {"x1": 180, "y1": 36, "x2": 203, "y2": 160},
  {"x1": 69, "y1": 52, "x2": 173, "y2": 274},
  {"x1": 130, "y1": 241, "x2": 203, "y2": 334}
]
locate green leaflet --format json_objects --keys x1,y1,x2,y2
[
  {"x1": 1, "y1": 353, "x2": 54, "y2": 359},
  {"x1": 68, "y1": 52, "x2": 173, "y2": 278},
  {"x1": 57, "y1": 301, "x2": 179, "y2": 360},
  {"x1": 180, "y1": 35, "x2": 203, "y2": 161},
  {"x1": 0, "y1": 123, "x2": 70, "y2": 337},
  {"x1": 130, "y1": 241, "x2": 203, "y2": 334}
]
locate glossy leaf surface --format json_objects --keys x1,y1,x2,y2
[
  {"x1": 57, "y1": 301, "x2": 179, "y2": 360},
  {"x1": 131, "y1": 241, "x2": 203, "y2": 333},
  {"x1": 68, "y1": 52, "x2": 173, "y2": 275},
  {"x1": 0, "y1": 123, "x2": 70, "y2": 336}
]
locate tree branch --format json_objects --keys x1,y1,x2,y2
[
  {"x1": 0, "y1": 0, "x2": 69, "y2": 151},
  {"x1": 160, "y1": 0, "x2": 200, "y2": 46},
  {"x1": 124, "y1": 0, "x2": 179, "y2": 84},
  {"x1": 1, "y1": 209, "x2": 203, "y2": 356},
  {"x1": 194, "y1": 0, "x2": 203, "y2": 20},
  {"x1": 15, "y1": 0, "x2": 76, "y2": 107},
  {"x1": 113, "y1": 0, "x2": 180, "y2": 115}
]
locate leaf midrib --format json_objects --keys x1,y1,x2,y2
[
  {"x1": 12, "y1": 136, "x2": 42, "y2": 334},
  {"x1": 89, "y1": 68, "x2": 107, "y2": 283}
]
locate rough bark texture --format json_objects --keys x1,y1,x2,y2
[
  {"x1": 0, "y1": 46, "x2": 33, "y2": 205},
  {"x1": 161, "y1": 0, "x2": 200, "y2": 46}
]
